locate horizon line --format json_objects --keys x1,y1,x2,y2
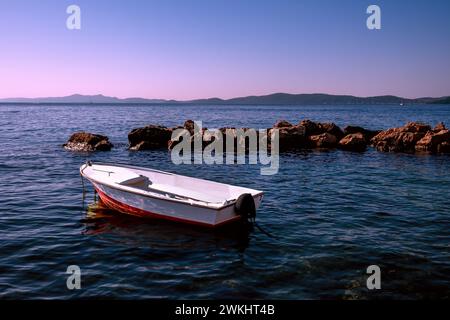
[{"x1": 0, "y1": 91, "x2": 449, "y2": 101}]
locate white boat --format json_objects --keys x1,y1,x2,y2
[{"x1": 80, "y1": 162, "x2": 264, "y2": 227}]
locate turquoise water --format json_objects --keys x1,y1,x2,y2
[{"x1": 0, "y1": 104, "x2": 449, "y2": 299}]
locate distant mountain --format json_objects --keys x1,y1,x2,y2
[
  {"x1": 189, "y1": 93, "x2": 450, "y2": 105},
  {"x1": 0, "y1": 94, "x2": 167, "y2": 104},
  {"x1": 188, "y1": 93, "x2": 411, "y2": 105},
  {"x1": 428, "y1": 96, "x2": 450, "y2": 104},
  {"x1": 0, "y1": 93, "x2": 449, "y2": 105}
]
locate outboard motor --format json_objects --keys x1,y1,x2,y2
[{"x1": 235, "y1": 193, "x2": 256, "y2": 224}]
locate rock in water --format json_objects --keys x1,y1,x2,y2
[
  {"x1": 371, "y1": 122, "x2": 431, "y2": 153},
  {"x1": 415, "y1": 123, "x2": 450, "y2": 153},
  {"x1": 270, "y1": 125, "x2": 307, "y2": 151},
  {"x1": 168, "y1": 122, "x2": 209, "y2": 151},
  {"x1": 299, "y1": 119, "x2": 322, "y2": 136},
  {"x1": 269, "y1": 119, "x2": 345, "y2": 150},
  {"x1": 433, "y1": 122, "x2": 446, "y2": 132},
  {"x1": 128, "y1": 125, "x2": 172, "y2": 150},
  {"x1": 308, "y1": 133, "x2": 338, "y2": 148},
  {"x1": 318, "y1": 123, "x2": 345, "y2": 140},
  {"x1": 298, "y1": 119, "x2": 344, "y2": 140},
  {"x1": 273, "y1": 120, "x2": 293, "y2": 128},
  {"x1": 63, "y1": 132, "x2": 113, "y2": 152},
  {"x1": 437, "y1": 141, "x2": 450, "y2": 153},
  {"x1": 94, "y1": 140, "x2": 113, "y2": 151},
  {"x1": 338, "y1": 133, "x2": 367, "y2": 152},
  {"x1": 403, "y1": 122, "x2": 431, "y2": 133},
  {"x1": 343, "y1": 126, "x2": 381, "y2": 142},
  {"x1": 183, "y1": 120, "x2": 195, "y2": 135}
]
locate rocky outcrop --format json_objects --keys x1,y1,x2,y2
[
  {"x1": 269, "y1": 119, "x2": 347, "y2": 150},
  {"x1": 124, "y1": 120, "x2": 450, "y2": 155},
  {"x1": 167, "y1": 128, "x2": 185, "y2": 150},
  {"x1": 437, "y1": 142, "x2": 450, "y2": 153},
  {"x1": 63, "y1": 132, "x2": 113, "y2": 152},
  {"x1": 319, "y1": 122, "x2": 345, "y2": 141},
  {"x1": 269, "y1": 123, "x2": 307, "y2": 151},
  {"x1": 299, "y1": 119, "x2": 322, "y2": 136},
  {"x1": 128, "y1": 125, "x2": 172, "y2": 150},
  {"x1": 298, "y1": 120, "x2": 344, "y2": 140},
  {"x1": 168, "y1": 120, "x2": 208, "y2": 150},
  {"x1": 338, "y1": 133, "x2": 367, "y2": 152},
  {"x1": 371, "y1": 122, "x2": 431, "y2": 153},
  {"x1": 433, "y1": 122, "x2": 446, "y2": 132},
  {"x1": 308, "y1": 132, "x2": 338, "y2": 148},
  {"x1": 415, "y1": 123, "x2": 450, "y2": 153},
  {"x1": 219, "y1": 127, "x2": 260, "y2": 152},
  {"x1": 183, "y1": 119, "x2": 196, "y2": 135},
  {"x1": 343, "y1": 126, "x2": 380, "y2": 142},
  {"x1": 273, "y1": 120, "x2": 293, "y2": 128}
]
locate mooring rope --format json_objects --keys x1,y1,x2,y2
[{"x1": 250, "y1": 217, "x2": 278, "y2": 239}]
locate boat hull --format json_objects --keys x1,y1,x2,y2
[{"x1": 92, "y1": 182, "x2": 262, "y2": 227}]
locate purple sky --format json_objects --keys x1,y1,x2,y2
[{"x1": 0, "y1": 0, "x2": 449, "y2": 99}]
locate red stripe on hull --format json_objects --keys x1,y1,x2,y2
[{"x1": 95, "y1": 188, "x2": 241, "y2": 228}]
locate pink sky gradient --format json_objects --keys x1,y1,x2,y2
[{"x1": 1, "y1": 0, "x2": 449, "y2": 100}]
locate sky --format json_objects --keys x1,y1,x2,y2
[{"x1": 0, "y1": 0, "x2": 449, "y2": 100}]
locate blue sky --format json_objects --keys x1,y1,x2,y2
[{"x1": 0, "y1": 0, "x2": 449, "y2": 99}]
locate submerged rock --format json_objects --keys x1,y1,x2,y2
[
  {"x1": 371, "y1": 122, "x2": 431, "y2": 153},
  {"x1": 338, "y1": 133, "x2": 367, "y2": 152},
  {"x1": 128, "y1": 125, "x2": 172, "y2": 150},
  {"x1": 63, "y1": 132, "x2": 113, "y2": 152}
]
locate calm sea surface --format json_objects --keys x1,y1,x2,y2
[{"x1": 0, "y1": 104, "x2": 449, "y2": 299}]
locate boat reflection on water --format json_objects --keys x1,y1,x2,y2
[{"x1": 81, "y1": 200, "x2": 252, "y2": 252}]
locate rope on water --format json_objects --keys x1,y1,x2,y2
[{"x1": 251, "y1": 217, "x2": 278, "y2": 239}]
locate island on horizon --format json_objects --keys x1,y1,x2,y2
[{"x1": 0, "y1": 93, "x2": 449, "y2": 105}]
